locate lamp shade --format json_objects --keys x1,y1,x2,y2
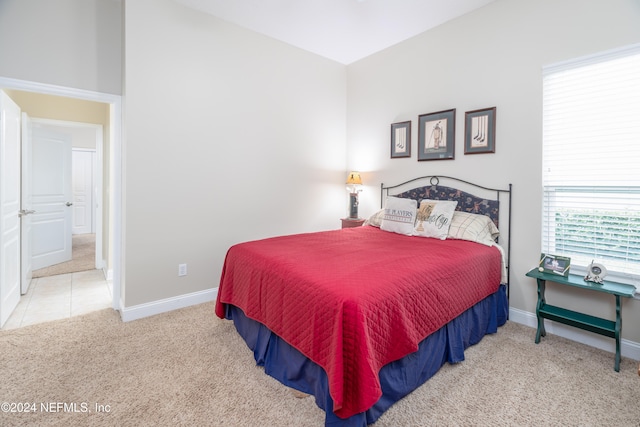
[{"x1": 346, "y1": 171, "x2": 363, "y2": 186}]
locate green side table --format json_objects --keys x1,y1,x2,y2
[{"x1": 526, "y1": 268, "x2": 636, "y2": 372}]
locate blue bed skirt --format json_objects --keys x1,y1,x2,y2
[{"x1": 224, "y1": 284, "x2": 508, "y2": 426}]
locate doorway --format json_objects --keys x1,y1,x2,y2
[
  {"x1": 0, "y1": 76, "x2": 122, "y2": 327},
  {"x1": 31, "y1": 146, "x2": 98, "y2": 278},
  {"x1": 27, "y1": 120, "x2": 104, "y2": 278}
]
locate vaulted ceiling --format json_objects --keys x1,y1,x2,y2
[{"x1": 174, "y1": 0, "x2": 496, "y2": 64}]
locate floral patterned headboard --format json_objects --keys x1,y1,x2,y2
[{"x1": 394, "y1": 184, "x2": 500, "y2": 229}]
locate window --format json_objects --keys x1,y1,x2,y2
[{"x1": 542, "y1": 44, "x2": 640, "y2": 283}]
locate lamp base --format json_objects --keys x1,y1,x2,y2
[{"x1": 348, "y1": 193, "x2": 359, "y2": 219}]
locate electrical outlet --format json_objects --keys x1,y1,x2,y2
[{"x1": 178, "y1": 263, "x2": 187, "y2": 277}]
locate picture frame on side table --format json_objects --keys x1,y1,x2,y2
[
  {"x1": 465, "y1": 107, "x2": 496, "y2": 154},
  {"x1": 418, "y1": 109, "x2": 455, "y2": 161},
  {"x1": 538, "y1": 253, "x2": 571, "y2": 277},
  {"x1": 391, "y1": 121, "x2": 411, "y2": 158}
]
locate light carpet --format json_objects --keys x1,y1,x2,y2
[
  {"x1": 32, "y1": 234, "x2": 95, "y2": 278},
  {"x1": 1, "y1": 302, "x2": 638, "y2": 427}
]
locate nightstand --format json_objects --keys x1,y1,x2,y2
[{"x1": 341, "y1": 218, "x2": 365, "y2": 229}]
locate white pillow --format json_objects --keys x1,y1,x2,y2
[
  {"x1": 380, "y1": 197, "x2": 417, "y2": 236},
  {"x1": 364, "y1": 209, "x2": 385, "y2": 227},
  {"x1": 447, "y1": 211, "x2": 500, "y2": 246},
  {"x1": 414, "y1": 200, "x2": 458, "y2": 239}
]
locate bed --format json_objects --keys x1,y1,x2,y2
[{"x1": 215, "y1": 176, "x2": 512, "y2": 426}]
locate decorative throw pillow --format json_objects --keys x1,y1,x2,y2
[
  {"x1": 380, "y1": 197, "x2": 417, "y2": 236},
  {"x1": 414, "y1": 200, "x2": 458, "y2": 239},
  {"x1": 364, "y1": 209, "x2": 385, "y2": 227},
  {"x1": 447, "y1": 211, "x2": 500, "y2": 246}
]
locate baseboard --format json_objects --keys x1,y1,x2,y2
[
  {"x1": 120, "y1": 288, "x2": 218, "y2": 323},
  {"x1": 509, "y1": 307, "x2": 640, "y2": 362}
]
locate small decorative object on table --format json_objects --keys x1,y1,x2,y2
[
  {"x1": 584, "y1": 260, "x2": 607, "y2": 284},
  {"x1": 538, "y1": 253, "x2": 571, "y2": 277}
]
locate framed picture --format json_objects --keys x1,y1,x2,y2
[
  {"x1": 539, "y1": 253, "x2": 571, "y2": 277},
  {"x1": 465, "y1": 107, "x2": 496, "y2": 154},
  {"x1": 418, "y1": 109, "x2": 455, "y2": 161},
  {"x1": 391, "y1": 121, "x2": 411, "y2": 158}
]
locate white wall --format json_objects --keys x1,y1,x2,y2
[
  {"x1": 0, "y1": 0, "x2": 121, "y2": 95},
  {"x1": 346, "y1": 0, "x2": 640, "y2": 343},
  {"x1": 123, "y1": 0, "x2": 347, "y2": 306}
]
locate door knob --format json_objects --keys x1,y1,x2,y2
[
  {"x1": 66, "y1": 202, "x2": 73, "y2": 206},
  {"x1": 18, "y1": 209, "x2": 36, "y2": 217}
]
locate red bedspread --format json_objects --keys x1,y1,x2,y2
[{"x1": 215, "y1": 226, "x2": 501, "y2": 419}]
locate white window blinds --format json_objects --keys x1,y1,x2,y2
[{"x1": 542, "y1": 44, "x2": 640, "y2": 283}]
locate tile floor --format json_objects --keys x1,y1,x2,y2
[{"x1": 2, "y1": 269, "x2": 112, "y2": 330}]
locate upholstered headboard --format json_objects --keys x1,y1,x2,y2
[{"x1": 393, "y1": 184, "x2": 500, "y2": 229}]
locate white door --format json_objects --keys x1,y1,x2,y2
[
  {"x1": 21, "y1": 113, "x2": 34, "y2": 294},
  {"x1": 72, "y1": 150, "x2": 94, "y2": 235},
  {"x1": 0, "y1": 91, "x2": 21, "y2": 327},
  {"x1": 30, "y1": 125, "x2": 73, "y2": 270}
]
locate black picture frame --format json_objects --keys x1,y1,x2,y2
[
  {"x1": 390, "y1": 121, "x2": 411, "y2": 158},
  {"x1": 418, "y1": 109, "x2": 455, "y2": 161},
  {"x1": 539, "y1": 253, "x2": 571, "y2": 277},
  {"x1": 465, "y1": 107, "x2": 496, "y2": 154}
]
